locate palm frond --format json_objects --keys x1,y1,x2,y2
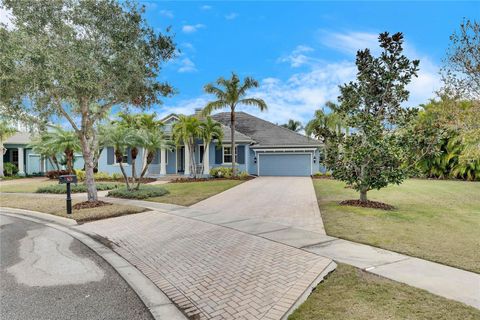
[{"x1": 238, "y1": 98, "x2": 267, "y2": 110}]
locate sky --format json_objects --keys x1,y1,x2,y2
[
  {"x1": 1, "y1": 1, "x2": 478, "y2": 125},
  {"x1": 141, "y1": 1, "x2": 478, "y2": 125}
]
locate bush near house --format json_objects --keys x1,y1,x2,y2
[
  {"x1": 3, "y1": 162, "x2": 18, "y2": 176},
  {"x1": 107, "y1": 185, "x2": 169, "y2": 200},
  {"x1": 36, "y1": 183, "x2": 121, "y2": 194},
  {"x1": 209, "y1": 167, "x2": 250, "y2": 179}
]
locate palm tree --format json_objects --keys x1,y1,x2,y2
[
  {"x1": 49, "y1": 127, "x2": 81, "y2": 173},
  {"x1": 28, "y1": 132, "x2": 61, "y2": 172},
  {"x1": 199, "y1": 117, "x2": 223, "y2": 175},
  {"x1": 136, "y1": 128, "x2": 172, "y2": 189},
  {"x1": 203, "y1": 73, "x2": 267, "y2": 176},
  {"x1": 102, "y1": 124, "x2": 135, "y2": 189},
  {"x1": 0, "y1": 121, "x2": 17, "y2": 177},
  {"x1": 281, "y1": 119, "x2": 303, "y2": 132},
  {"x1": 172, "y1": 115, "x2": 201, "y2": 177}
]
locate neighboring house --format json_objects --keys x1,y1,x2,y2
[{"x1": 2, "y1": 110, "x2": 323, "y2": 177}]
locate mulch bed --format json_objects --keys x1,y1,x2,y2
[
  {"x1": 72, "y1": 200, "x2": 113, "y2": 210},
  {"x1": 339, "y1": 199, "x2": 395, "y2": 210}
]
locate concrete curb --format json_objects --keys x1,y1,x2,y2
[
  {"x1": 1, "y1": 207, "x2": 78, "y2": 226},
  {"x1": 0, "y1": 209, "x2": 188, "y2": 320}
]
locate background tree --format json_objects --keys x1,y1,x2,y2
[
  {"x1": 28, "y1": 133, "x2": 61, "y2": 172},
  {"x1": 281, "y1": 119, "x2": 303, "y2": 132},
  {"x1": 0, "y1": 0, "x2": 176, "y2": 201},
  {"x1": 203, "y1": 73, "x2": 267, "y2": 176},
  {"x1": 440, "y1": 19, "x2": 480, "y2": 161},
  {"x1": 327, "y1": 32, "x2": 419, "y2": 203},
  {"x1": 0, "y1": 120, "x2": 16, "y2": 177}
]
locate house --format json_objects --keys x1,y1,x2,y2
[
  {"x1": 131, "y1": 110, "x2": 323, "y2": 177},
  {"x1": 2, "y1": 110, "x2": 323, "y2": 177}
]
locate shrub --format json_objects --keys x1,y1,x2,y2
[
  {"x1": 210, "y1": 167, "x2": 233, "y2": 178},
  {"x1": 46, "y1": 170, "x2": 70, "y2": 179},
  {"x1": 3, "y1": 162, "x2": 18, "y2": 176},
  {"x1": 75, "y1": 169, "x2": 86, "y2": 181},
  {"x1": 237, "y1": 171, "x2": 250, "y2": 179},
  {"x1": 94, "y1": 171, "x2": 113, "y2": 181},
  {"x1": 107, "y1": 185, "x2": 169, "y2": 199},
  {"x1": 111, "y1": 173, "x2": 123, "y2": 181},
  {"x1": 36, "y1": 183, "x2": 121, "y2": 194}
]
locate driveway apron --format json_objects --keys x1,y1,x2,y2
[{"x1": 191, "y1": 177, "x2": 325, "y2": 234}]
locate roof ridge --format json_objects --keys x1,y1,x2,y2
[{"x1": 235, "y1": 111, "x2": 318, "y2": 142}]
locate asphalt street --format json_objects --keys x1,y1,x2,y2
[{"x1": 0, "y1": 213, "x2": 153, "y2": 320}]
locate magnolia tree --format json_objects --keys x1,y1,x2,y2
[
  {"x1": 0, "y1": 0, "x2": 175, "y2": 201},
  {"x1": 326, "y1": 32, "x2": 419, "y2": 202}
]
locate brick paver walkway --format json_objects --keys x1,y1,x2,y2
[{"x1": 77, "y1": 211, "x2": 333, "y2": 320}]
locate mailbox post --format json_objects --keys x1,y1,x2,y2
[{"x1": 59, "y1": 175, "x2": 77, "y2": 214}]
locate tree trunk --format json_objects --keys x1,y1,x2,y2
[
  {"x1": 189, "y1": 141, "x2": 196, "y2": 178},
  {"x1": 52, "y1": 155, "x2": 61, "y2": 171},
  {"x1": 0, "y1": 144, "x2": 4, "y2": 177},
  {"x1": 130, "y1": 147, "x2": 138, "y2": 185},
  {"x1": 136, "y1": 151, "x2": 154, "y2": 190},
  {"x1": 231, "y1": 108, "x2": 236, "y2": 177},
  {"x1": 80, "y1": 136, "x2": 98, "y2": 201},
  {"x1": 116, "y1": 150, "x2": 130, "y2": 190},
  {"x1": 360, "y1": 189, "x2": 368, "y2": 202}
]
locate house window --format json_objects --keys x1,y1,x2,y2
[
  {"x1": 115, "y1": 151, "x2": 128, "y2": 164},
  {"x1": 223, "y1": 146, "x2": 237, "y2": 164},
  {"x1": 199, "y1": 145, "x2": 204, "y2": 164}
]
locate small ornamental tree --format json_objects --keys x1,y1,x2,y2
[
  {"x1": 0, "y1": 0, "x2": 175, "y2": 201},
  {"x1": 326, "y1": 32, "x2": 419, "y2": 203}
]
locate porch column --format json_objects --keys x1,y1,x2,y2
[
  {"x1": 203, "y1": 144, "x2": 210, "y2": 176},
  {"x1": 160, "y1": 148, "x2": 167, "y2": 175},
  {"x1": 184, "y1": 144, "x2": 191, "y2": 175},
  {"x1": 17, "y1": 147, "x2": 25, "y2": 176}
]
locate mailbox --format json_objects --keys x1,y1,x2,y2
[
  {"x1": 59, "y1": 174, "x2": 77, "y2": 214},
  {"x1": 59, "y1": 175, "x2": 78, "y2": 184}
]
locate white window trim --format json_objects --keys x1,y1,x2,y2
[
  {"x1": 114, "y1": 151, "x2": 129, "y2": 166},
  {"x1": 222, "y1": 145, "x2": 239, "y2": 165}
]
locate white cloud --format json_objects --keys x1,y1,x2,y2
[
  {"x1": 182, "y1": 24, "x2": 205, "y2": 33},
  {"x1": 181, "y1": 42, "x2": 195, "y2": 51},
  {"x1": 225, "y1": 13, "x2": 238, "y2": 20},
  {"x1": 0, "y1": 3, "x2": 14, "y2": 30},
  {"x1": 319, "y1": 31, "x2": 379, "y2": 55},
  {"x1": 177, "y1": 58, "x2": 197, "y2": 73},
  {"x1": 201, "y1": 5, "x2": 212, "y2": 10},
  {"x1": 278, "y1": 45, "x2": 318, "y2": 67},
  {"x1": 159, "y1": 10, "x2": 174, "y2": 19}
]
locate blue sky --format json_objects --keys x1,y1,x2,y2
[{"x1": 141, "y1": 1, "x2": 478, "y2": 124}]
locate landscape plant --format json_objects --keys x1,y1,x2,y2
[
  {"x1": 199, "y1": 116, "x2": 223, "y2": 174},
  {"x1": 0, "y1": 0, "x2": 176, "y2": 201},
  {"x1": 172, "y1": 115, "x2": 201, "y2": 177},
  {"x1": 203, "y1": 73, "x2": 267, "y2": 176},
  {"x1": 326, "y1": 32, "x2": 420, "y2": 203},
  {"x1": 0, "y1": 120, "x2": 16, "y2": 177}
]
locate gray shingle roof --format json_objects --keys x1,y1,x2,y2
[
  {"x1": 4, "y1": 132, "x2": 32, "y2": 145},
  {"x1": 212, "y1": 112, "x2": 322, "y2": 147},
  {"x1": 219, "y1": 124, "x2": 253, "y2": 142}
]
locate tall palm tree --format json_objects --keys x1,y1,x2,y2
[
  {"x1": 0, "y1": 121, "x2": 17, "y2": 177},
  {"x1": 203, "y1": 73, "x2": 267, "y2": 176},
  {"x1": 281, "y1": 119, "x2": 303, "y2": 132},
  {"x1": 199, "y1": 117, "x2": 223, "y2": 174},
  {"x1": 172, "y1": 115, "x2": 201, "y2": 177}
]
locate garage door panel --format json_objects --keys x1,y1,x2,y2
[{"x1": 259, "y1": 154, "x2": 311, "y2": 176}]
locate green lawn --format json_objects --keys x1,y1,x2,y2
[
  {"x1": 289, "y1": 264, "x2": 480, "y2": 320},
  {"x1": 0, "y1": 178, "x2": 57, "y2": 193},
  {"x1": 314, "y1": 179, "x2": 480, "y2": 273},
  {"x1": 0, "y1": 194, "x2": 147, "y2": 223},
  {"x1": 147, "y1": 180, "x2": 245, "y2": 206}
]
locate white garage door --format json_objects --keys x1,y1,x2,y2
[{"x1": 258, "y1": 153, "x2": 311, "y2": 176}]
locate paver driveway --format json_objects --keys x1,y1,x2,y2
[
  {"x1": 192, "y1": 177, "x2": 325, "y2": 234},
  {"x1": 77, "y1": 210, "x2": 334, "y2": 320}
]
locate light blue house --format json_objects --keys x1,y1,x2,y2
[{"x1": 2, "y1": 111, "x2": 323, "y2": 177}]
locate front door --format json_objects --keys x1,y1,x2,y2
[{"x1": 177, "y1": 147, "x2": 185, "y2": 173}]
